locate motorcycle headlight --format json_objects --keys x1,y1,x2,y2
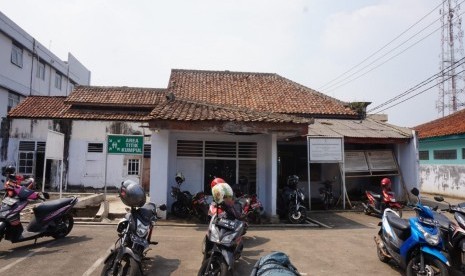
[
  {"x1": 415, "y1": 221, "x2": 439, "y2": 246},
  {"x1": 136, "y1": 219, "x2": 149, "y2": 237}
]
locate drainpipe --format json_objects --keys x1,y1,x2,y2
[{"x1": 29, "y1": 39, "x2": 36, "y2": 96}]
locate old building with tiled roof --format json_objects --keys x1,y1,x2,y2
[
  {"x1": 4, "y1": 69, "x2": 419, "y2": 220},
  {"x1": 414, "y1": 109, "x2": 465, "y2": 197}
]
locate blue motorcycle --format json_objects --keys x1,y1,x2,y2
[{"x1": 374, "y1": 188, "x2": 449, "y2": 276}]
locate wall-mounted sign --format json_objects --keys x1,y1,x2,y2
[
  {"x1": 366, "y1": 150, "x2": 397, "y2": 171},
  {"x1": 107, "y1": 135, "x2": 143, "y2": 155},
  {"x1": 308, "y1": 137, "x2": 343, "y2": 162},
  {"x1": 344, "y1": 151, "x2": 369, "y2": 172}
]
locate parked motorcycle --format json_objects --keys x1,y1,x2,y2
[
  {"x1": 199, "y1": 203, "x2": 245, "y2": 276},
  {"x1": 2, "y1": 165, "x2": 35, "y2": 199},
  {"x1": 279, "y1": 175, "x2": 307, "y2": 224},
  {"x1": 0, "y1": 179, "x2": 77, "y2": 244},
  {"x1": 362, "y1": 189, "x2": 403, "y2": 218},
  {"x1": 170, "y1": 173, "x2": 209, "y2": 223},
  {"x1": 433, "y1": 196, "x2": 465, "y2": 274},
  {"x1": 319, "y1": 180, "x2": 336, "y2": 210},
  {"x1": 233, "y1": 188, "x2": 264, "y2": 224},
  {"x1": 374, "y1": 188, "x2": 449, "y2": 276},
  {"x1": 102, "y1": 180, "x2": 167, "y2": 276}
]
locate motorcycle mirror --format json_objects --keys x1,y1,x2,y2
[
  {"x1": 434, "y1": 196, "x2": 444, "y2": 202},
  {"x1": 43, "y1": 192, "x2": 50, "y2": 199},
  {"x1": 411, "y1": 188, "x2": 419, "y2": 197},
  {"x1": 159, "y1": 204, "x2": 167, "y2": 211}
]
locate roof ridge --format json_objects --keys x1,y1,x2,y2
[
  {"x1": 171, "y1": 68, "x2": 276, "y2": 76},
  {"x1": 74, "y1": 85, "x2": 167, "y2": 91}
]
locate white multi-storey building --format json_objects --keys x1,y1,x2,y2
[{"x1": 0, "y1": 11, "x2": 90, "y2": 173}]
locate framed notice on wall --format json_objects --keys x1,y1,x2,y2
[
  {"x1": 344, "y1": 151, "x2": 369, "y2": 172},
  {"x1": 366, "y1": 151, "x2": 398, "y2": 171}
]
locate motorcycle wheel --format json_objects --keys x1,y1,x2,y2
[
  {"x1": 171, "y1": 201, "x2": 189, "y2": 219},
  {"x1": 406, "y1": 255, "x2": 448, "y2": 276},
  {"x1": 52, "y1": 214, "x2": 74, "y2": 239},
  {"x1": 197, "y1": 255, "x2": 231, "y2": 276},
  {"x1": 288, "y1": 205, "x2": 306, "y2": 224},
  {"x1": 101, "y1": 251, "x2": 142, "y2": 276}
]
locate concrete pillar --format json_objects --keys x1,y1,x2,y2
[
  {"x1": 270, "y1": 133, "x2": 279, "y2": 223},
  {"x1": 149, "y1": 130, "x2": 170, "y2": 219}
]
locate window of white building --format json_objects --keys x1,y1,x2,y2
[
  {"x1": 11, "y1": 43, "x2": 23, "y2": 67},
  {"x1": 36, "y1": 60, "x2": 45, "y2": 80},
  {"x1": 127, "y1": 159, "x2": 140, "y2": 175},
  {"x1": 55, "y1": 71, "x2": 62, "y2": 90},
  {"x1": 7, "y1": 92, "x2": 20, "y2": 112}
]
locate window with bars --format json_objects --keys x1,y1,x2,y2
[
  {"x1": 176, "y1": 140, "x2": 257, "y2": 194},
  {"x1": 433, "y1": 149, "x2": 457, "y2": 160},
  {"x1": 18, "y1": 152, "x2": 34, "y2": 174},
  {"x1": 127, "y1": 159, "x2": 140, "y2": 175},
  {"x1": 419, "y1": 150, "x2": 429, "y2": 160}
]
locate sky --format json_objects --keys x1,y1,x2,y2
[{"x1": 0, "y1": 0, "x2": 460, "y2": 127}]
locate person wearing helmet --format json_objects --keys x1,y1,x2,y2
[
  {"x1": 380, "y1": 178, "x2": 392, "y2": 211},
  {"x1": 210, "y1": 180, "x2": 242, "y2": 220},
  {"x1": 380, "y1": 178, "x2": 392, "y2": 191},
  {"x1": 210, "y1": 177, "x2": 226, "y2": 188}
]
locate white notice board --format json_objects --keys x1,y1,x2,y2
[
  {"x1": 45, "y1": 130, "x2": 64, "y2": 160},
  {"x1": 344, "y1": 151, "x2": 369, "y2": 172},
  {"x1": 366, "y1": 151, "x2": 397, "y2": 171},
  {"x1": 308, "y1": 137, "x2": 343, "y2": 162}
]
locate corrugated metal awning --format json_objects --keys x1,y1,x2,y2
[{"x1": 307, "y1": 118, "x2": 412, "y2": 139}]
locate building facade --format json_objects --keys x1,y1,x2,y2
[
  {"x1": 415, "y1": 109, "x2": 465, "y2": 197},
  {"x1": 0, "y1": 11, "x2": 91, "y2": 176}
]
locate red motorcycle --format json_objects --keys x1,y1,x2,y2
[
  {"x1": 2, "y1": 165, "x2": 35, "y2": 198},
  {"x1": 235, "y1": 194, "x2": 264, "y2": 224},
  {"x1": 362, "y1": 189, "x2": 403, "y2": 217}
]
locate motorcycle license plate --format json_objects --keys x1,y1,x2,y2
[
  {"x1": 390, "y1": 199, "x2": 396, "y2": 202},
  {"x1": 216, "y1": 218, "x2": 236, "y2": 230},
  {"x1": 2, "y1": 197, "x2": 18, "y2": 206}
]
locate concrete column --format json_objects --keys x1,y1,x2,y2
[
  {"x1": 149, "y1": 130, "x2": 170, "y2": 219},
  {"x1": 270, "y1": 133, "x2": 278, "y2": 222}
]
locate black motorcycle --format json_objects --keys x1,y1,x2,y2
[
  {"x1": 0, "y1": 185, "x2": 77, "y2": 244},
  {"x1": 198, "y1": 203, "x2": 245, "y2": 276},
  {"x1": 170, "y1": 173, "x2": 209, "y2": 223},
  {"x1": 101, "y1": 202, "x2": 167, "y2": 276},
  {"x1": 279, "y1": 175, "x2": 307, "y2": 224},
  {"x1": 433, "y1": 196, "x2": 465, "y2": 274}
]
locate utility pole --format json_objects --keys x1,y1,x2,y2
[{"x1": 437, "y1": 0, "x2": 465, "y2": 116}]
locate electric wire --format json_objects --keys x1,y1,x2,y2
[
  {"x1": 367, "y1": 56, "x2": 465, "y2": 112},
  {"x1": 373, "y1": 68, "x2": 465, "y2": 114},
  {"x1": 317, "y1": 0, "x2": 448, "y2": 91}
]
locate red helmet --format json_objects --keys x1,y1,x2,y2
[
  {"x1": 210, "y1": 177, "x2": 226, "y2": 188},
  {"x1": 381, "y1": 178, "x2": 391, "y2": 189}
]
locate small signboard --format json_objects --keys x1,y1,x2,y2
[
  {"x1": 308, "y1": 137, "x2": 343, "y2": 162},
  {"x1": 107, "y1": 135, "x2": 143, "y2": 155}
]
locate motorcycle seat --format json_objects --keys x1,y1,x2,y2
[
  {"x1": 386, "y1": 212, "x2": 409, "y2": 231},
  {"x1": 33, "y1": 197, "x2": 75, "y2": 219}
]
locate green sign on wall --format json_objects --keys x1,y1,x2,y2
[{"x1": 107, "y1": 135, "x2": 143, "y2": 155}]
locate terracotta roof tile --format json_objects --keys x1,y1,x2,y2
[
  {"x1": 66, "y1": 86, "x2": 166, "y2": 107},
  {"x1": 414, "y1": 109, "x2": 465, "y2": 139},
  {"x1": 8, "y1": 97, "x2": 69, "y2": 118},
  {"x1": 168, "y1": 69, "x2": 357, "y2": 117},
  {"x1": 149, "y1": 99, "x2": 311, "y2": 124}
]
